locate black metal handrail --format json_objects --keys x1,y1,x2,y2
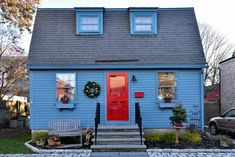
[
  {"x1": 135, "y1": 102, "x2": 143, "y2": 145},
  {"x1": 94, "y1": 102, "x2": 100, "y2": 145}
]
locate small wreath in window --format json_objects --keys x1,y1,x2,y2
[
  {"x1": 83, "y1": 81, "x2": 100, "y2": 98},
  {"x1": 61, "y1": 95, "x2": 69, "y2": 104}
]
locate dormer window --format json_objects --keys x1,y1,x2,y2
[
  {"x1": 75, "y1": 8, "x2": 103, "y2": 35},
  {"x1": 80, "y1": 15, "x2": 99, "y2": 32},
  {"x1": 129, "y1": 9, "x2": 157, "y2": 34},
  {"x1": 134, "y1": 16, "x2": 153, "y2": 31}
]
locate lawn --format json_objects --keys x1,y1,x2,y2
[{"x1": 0, "y1": 133, "x2": 32, "y2": 154}]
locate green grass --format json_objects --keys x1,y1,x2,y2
[{"x1": 0, "y1": 133, "x2": 32, "y2": 154}]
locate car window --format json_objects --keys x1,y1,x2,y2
[{"x1": 224, "y1": 109, "x2": 235, "y2": 117}]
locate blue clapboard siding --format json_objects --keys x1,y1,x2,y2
[
  {"x1": 178, "y1": 71, "x2": 202, "y2": 128},
  {"x1": 130, "y1": 70, "x2": 202, "y2": 128},
  {"x1": 130, "y1": 71, "x2": 157, "y2": 126},
  {"x1": 77, "y1": 71, "x2": 106, "y2": 127},
  {"x1": 30, "y1": 71, "x2": 105, "y2": 129},
  {"x1": 30, "y1": 70, "x2": 203, "y2": 130}
]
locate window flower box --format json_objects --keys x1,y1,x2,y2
[
  {"x1": 56, "y1": 103, "x2": 75, "y2": 110},
  {"x1": 158, "y1": 100, "x2": 178, "y2": 109}
]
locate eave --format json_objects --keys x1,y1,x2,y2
[{"x1": 27, "y1": 63, "x2": 207, "y2": 70}]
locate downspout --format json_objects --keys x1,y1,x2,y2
[
  {"x1": 219, "y1": 67, "x2": 221, "y2": 114},
  {"x1": 200, "y1": 69, "x2": 205, "y2": 131}
]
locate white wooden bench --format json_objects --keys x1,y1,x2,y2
[{"x1": 48, "y1": 120, "x2": 82, "y2": 144}]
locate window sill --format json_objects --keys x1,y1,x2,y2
[
  {"x1": 56, "y1": 103, "x2": 75, "y2": 110},
  {"x1": 131, "y1": 31, "x2": 157, "y2": 35},
  {"x1": 76, "y1": 32, "x2": 103, "y2": 35},
  {"x1": 158, "y1": 101, "x2": 178, "y2": 109}
]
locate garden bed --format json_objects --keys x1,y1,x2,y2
[
  {"x1": 31, "y1": 132, "x2": 92, "y2": 150},
  {"x1": 144, "y1": 131, "x2": 235, "y2": 149},
  {"x1": 25, "y1": 140, "x2": 92, "y2": 154},
  {"x1": 30, "y1": 142, "x2": 84, "y2": 149}
]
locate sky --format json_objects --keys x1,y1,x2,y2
[{"x1": 22, "y1": 0, "x2": 235, "y2": 53}]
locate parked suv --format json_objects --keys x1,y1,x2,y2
[{"x1": 209, "y1": 108, "x2": 235, "y2": 135}]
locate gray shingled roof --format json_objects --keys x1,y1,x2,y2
[{"x1": 28, "y1": 8, "x2": 206, "y2": 66}]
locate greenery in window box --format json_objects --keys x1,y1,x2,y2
[
  {"x1": 60, "y1": 95, "x2": 69, "y2": 104},
  {"x1": 164, "y1": 94, "x2": 173, "y2": 103},
  {"x1": 169, "y1": 103, "x2": 187, "y2": 144}
]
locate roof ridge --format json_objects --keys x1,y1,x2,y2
[{"x1": 37, "y1": 7, "x2": 194, "y2": 11}]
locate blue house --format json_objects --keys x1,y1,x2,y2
[{"x1": 28, "y1": 7, "x2": 206, "y2": 132}]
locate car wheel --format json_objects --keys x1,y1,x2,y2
[{"x1": 210, "y1": 123, "x2": 218, "y2": 135}]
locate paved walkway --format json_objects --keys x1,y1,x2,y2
[
  {"x1": 148, "y1": 152, "x2": 235, "y2": 157},
  {"x1": 0, "y1": 154, "x2": 90, "y2": 157},
  {"x1": 1, "y1": 152, "x2": 235, "y2": 157},
  {"x1": 91, "y1": 152, "x2": 148, "y2": 157}
]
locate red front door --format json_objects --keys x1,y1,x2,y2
[{"x1": 107, "y1": 73, "x2": 128, "y2": 121}]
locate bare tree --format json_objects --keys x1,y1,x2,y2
[
  {"x1": 0, "y1": 24, "x2": 28, "y2": 102},
  {"x1": 199, "y1": 23, "x2": 235, "y2": 85},
  {"x1": 0, "y1": 0, "x2": 39, "y2": 102}
]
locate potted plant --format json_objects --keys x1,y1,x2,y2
[
  {"x1": 164, "y1": 94, "x2": 173, "y2": 103},
  {"x1": 47, "y1": 135, "x2": 61, "y2": 146},
  {"x1": 33, "y1": 132, "x2": 48, "y2": 147},
  {"x1": 84, "y1": 128, "x2": 94, "y2": 147},
  {"x1": 169, "y1": 103, "x2": 187, "y2": 144}
]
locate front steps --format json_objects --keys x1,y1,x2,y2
[{"x1": 91, "y1": 125, "x2": 146, "y2": 152}]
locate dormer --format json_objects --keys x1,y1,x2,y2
[
  {"x1": 129, "y1": 8, "x2": 158, "y2": 35},
  {"x1": 75, "y1": 8, "x2": 104, "y2": 35}
]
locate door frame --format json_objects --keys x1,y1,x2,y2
[{"x1": 105, "y1": 72, "x2": 131, "y2": 124}]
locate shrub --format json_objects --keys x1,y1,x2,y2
[
  {"x1": 144, "y1": 134, "x2": 160, "y2": 143},
  {"x1": 144, "y1": 132, "x2": 176, "y2": 144},
  {"x1": 181, "y1": 132, "x2": 202, "y2": 144},
  {"x1": 32, "y1": 132, "x2": 49, "y2": 143},
  {"x1": 160, "y1": 132, "x2": 176, "y2": 144}
]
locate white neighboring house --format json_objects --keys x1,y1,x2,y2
[
  {"x1": 220, "y1": 53, "x2": 235, "y2": 113},
  {"x1": 3, "y1": 95, "x2": 27, "y2": 103}
]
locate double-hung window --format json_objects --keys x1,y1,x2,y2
[
  {"x1": 130, "y1": 11, "x2": 157, "y2": 34},
  {"x1": 56, "y1": 73, "x2": 76, "y2": 103},
  {"x1": 135, "y1": 16, "x2": 153, "y2": 31},
  {"x1": 80, "y1": 15, "x2": 99, "y2": 32},
  {"x1": 76, "y1": 10, "x2": 103, "y2": 34},
  {"x1": 158, "y1": 72, "x2": 177, "y2": 102}
]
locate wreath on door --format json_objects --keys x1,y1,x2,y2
[{"x1": 83, "y1": 81, "x2": 100, "y2": 98}]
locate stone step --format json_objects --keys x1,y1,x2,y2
[
  {"x1": 95, "y1": 131, "x2": 144, "y2": 138},
  {"x1": 92, "y1": 137, "x2": 145, "y2": 145},
  {"x1": 99, "y1": 124, "x2": 139, "y2": 129},
  {"x1": 98, "y1": 125, "x2": 140, "y2": 132},
  {"x1": 91, "y1": 144, "x2": 147, "y2": 152}
]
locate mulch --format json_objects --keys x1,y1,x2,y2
[{"x1": 145, "y1": 132, "x2": 233, "y2": 149}]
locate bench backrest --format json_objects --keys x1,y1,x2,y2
[{"x1": 48, "y1": 120, "x2": 80, "y2": 131}]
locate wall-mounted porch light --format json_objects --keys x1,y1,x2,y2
[{"x1": 132, "y1": 75, "x2": 137, "y2": 82}]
